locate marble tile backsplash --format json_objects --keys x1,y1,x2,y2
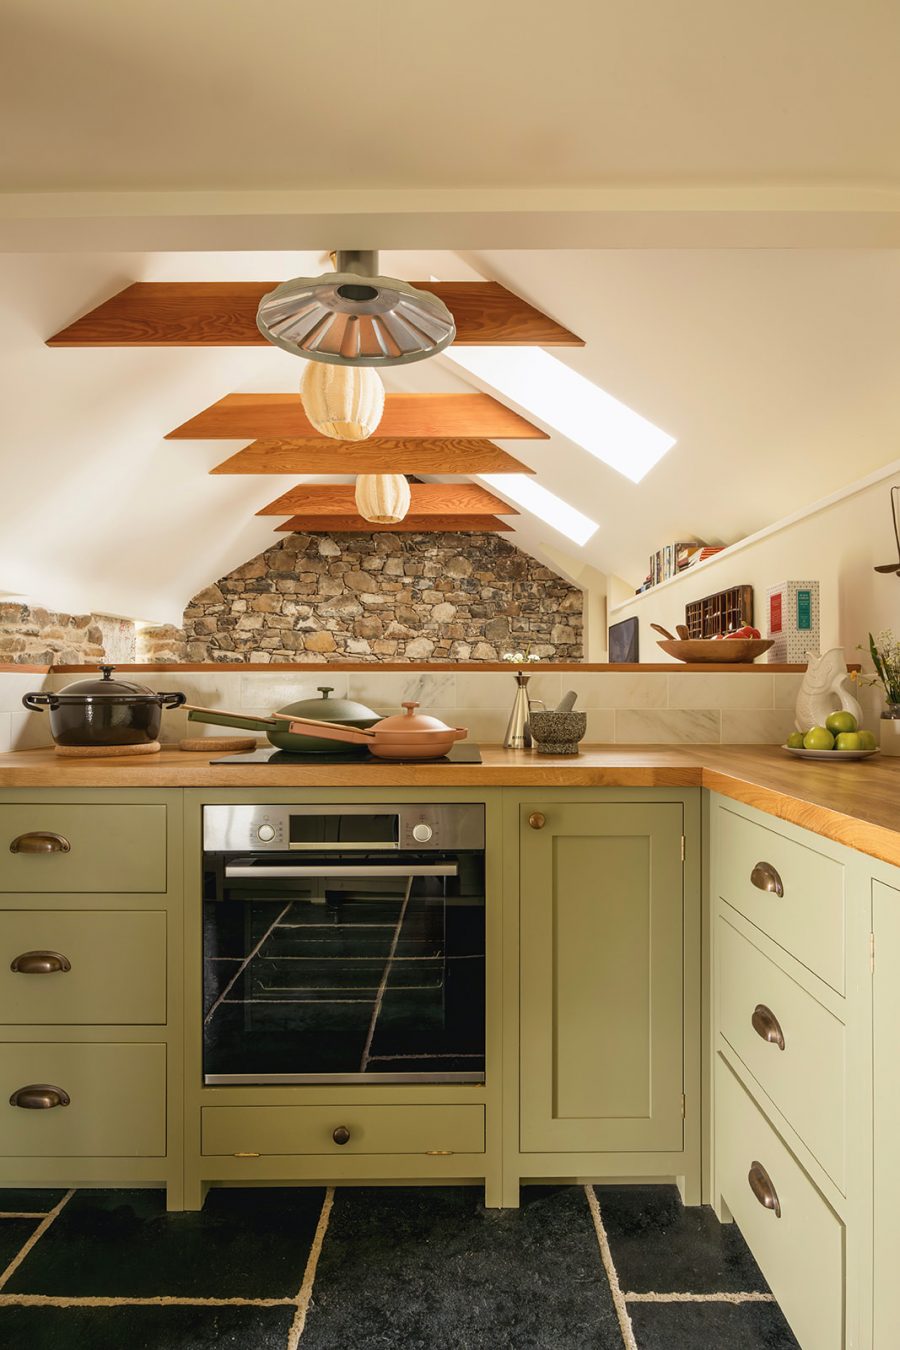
[{"x1": 0, "y1": 669, "x2": 817, "y2": 750}]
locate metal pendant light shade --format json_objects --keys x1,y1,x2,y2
[
  {"x1": 256, "y1": 251, "x2": 456, "y2": 367},
  {"x1": 355, "y1": 474, "x2": 411, "y2": 524},
  {"x1": 301, "y1": 362, "x2": 385, "y2": 441}
]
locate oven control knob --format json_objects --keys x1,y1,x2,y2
[
  {"x1": 256, "y1": 823, "x2": 276, "y2": 842},
  {"x1": 412, "y1": 823, "x2": 433, "y2": 843}
]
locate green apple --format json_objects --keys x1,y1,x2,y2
[
  {"x1": 835, "y1": 732, "x2": 862, "y2": 751},
  {"x1": 786, "y1": 732, "x2": 805, "y2": 749},
  {"x1": 858, "y1": 729, "x2": 877, "y2": 751},
  {"x1": 825, "y1": 710, "x2": 858, "y2": 735},
  {"x1": 804, "y1": 726, "x2": 835, "y2": 751}
]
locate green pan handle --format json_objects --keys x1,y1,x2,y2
[{"x1": 185, "y1": 706, "x2": 279, "y2": 733}]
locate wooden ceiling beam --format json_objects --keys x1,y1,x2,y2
[
  {"x1": 167, "y1": 392, "x2": 546, "y2": 440},
  {"x1": 210, "y1": 437, "x2": 535, "y2": 476},
  {"x1": 47, "y1": 281, "x2": 582, "y2": 348},
  {"x1": 257, "y1": 482, "x2": 517, "y2": 517},
  {"x1": 275, "y1": 514, "x2": 514, "y2": 533}
]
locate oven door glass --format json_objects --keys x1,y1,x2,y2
[{"x1": 202, "y1": 852, "x2": 486, "y2": 1084}]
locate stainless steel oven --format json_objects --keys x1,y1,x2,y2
[{"x1": 201, "y1": 804, "x2": 486, "y2": 1085}]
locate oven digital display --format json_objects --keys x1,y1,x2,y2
[{"x1": 288, "y1": 813, "x2": 398, "y2": 847}]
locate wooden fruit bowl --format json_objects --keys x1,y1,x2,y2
[{"x1": 656, "y1": 638, "x2": 774, "y2": 664}]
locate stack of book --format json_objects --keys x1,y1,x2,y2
[{"x1": 643, "y1": 542, "x2": 708, "y2": 589}]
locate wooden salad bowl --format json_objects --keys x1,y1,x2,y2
[{"x1": 656, "y1": 638, "x2": 774, "y2": 664}]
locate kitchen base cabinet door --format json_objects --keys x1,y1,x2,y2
[
  {"x1": 520, "y1": 802, "x2": 684, "y2": 1153},
  {"x1": 873, "y1": 878, "x2": 900, "y2": 1349},
  {"x1": 0, "y1": 1042, "x2": 166, "y2": 1157}
]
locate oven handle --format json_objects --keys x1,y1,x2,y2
[{"x1": 223, "y1": 863, "x2": 459, "y2": 879}]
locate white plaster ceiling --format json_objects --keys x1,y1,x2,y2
[{"x1": 3, "y1": 0, "x2": 900, "y2": 192}]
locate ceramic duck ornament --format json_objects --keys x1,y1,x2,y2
[{"x1": 794, "y1": 649, "x2": 863, "y2": 733}]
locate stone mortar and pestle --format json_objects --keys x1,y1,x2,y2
[{"x1": 529, "y1": 690, "x2": 587, "y2": 755}]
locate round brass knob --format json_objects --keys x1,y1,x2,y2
[
  {"x1": 528, "y1": 812, "x2": 546, "y2": 831},
  {"x1": 332, "y1": 1126, "x2": 351, "y2": 1146}
]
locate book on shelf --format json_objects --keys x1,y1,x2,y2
[{"x1": 648, "y1": 542, "x2": 704, "y2": 586}]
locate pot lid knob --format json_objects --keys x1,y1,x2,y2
[
  {"x1": 401, "y1": 701, "x2": 420, "y2": 718},
  {"x1": 99, "y1": 664, "x2": 115, "y2": 680},
  {"x1": 317, "y1": 687, "x2": 334, "y2": 699}
]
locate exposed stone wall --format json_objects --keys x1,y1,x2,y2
[
  {"x1": 138, "y1": 532, "x2": 583, "y2": 663},
  {"x1": 0, "y1": 603, "x2": 135, "y2": 665}
]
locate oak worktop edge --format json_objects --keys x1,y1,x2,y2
[{"x1": 0, "y1": 744, "x2": 898, "y2": 868}]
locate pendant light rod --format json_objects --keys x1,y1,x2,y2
[{"x1": 335, "y1": 250, "x2": 379, "y2": 277}]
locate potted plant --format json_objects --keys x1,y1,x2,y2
[{"x1": 863, "y1": 631, "x2": 900, "y2": 755}]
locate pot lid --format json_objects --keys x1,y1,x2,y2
[
  {"x1": 55, "y1": 664, "x2": 158, "y2": 700},
  {"x1": 374, "y1": 701, "x2": 456, "y2": 734},
  {"x1": 277, "y1": 686, "x2": 379, "y2": 724}
]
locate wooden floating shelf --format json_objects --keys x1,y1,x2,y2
[
  {"x1": 211, "y1": 437, "x2": 535, "y2": 476},
  {"x1": 46, "y1": 281, "x2": 583, "y2": 348},
  {"x1": 258, "y1": 482, "x2": 516, "y2": 517},
  {"x1": 274, "y1": 514, "x2": 514, "y2": 533},
  {"x1": 167, "y1": 393, "x2": 546, "y2": 441}
]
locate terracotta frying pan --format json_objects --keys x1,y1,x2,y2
[{"x1": 286, "y1": 701, "x2": 467, "y2": 760}]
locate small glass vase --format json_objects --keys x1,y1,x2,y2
[{"x1": 879, "y1": 703, "x2": 900, "y2": 756}]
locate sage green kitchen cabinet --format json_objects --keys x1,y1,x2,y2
[
  {"x1": 519, "y1": 799, "x2": 687, "y2": 1154},
  {"x1": 0, "y1": 789, "x2": 184, "y2": 1208},
  {"x1": 710, "y1": 793, "x2": 878, "y2": 1350},
  {"x1": 872, "y1": 875, "x2": 900, "y2": 1349}
]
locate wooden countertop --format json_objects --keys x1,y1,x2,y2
[{"x1": 0, "y1": 744, "x2": 898, "y2": 869}]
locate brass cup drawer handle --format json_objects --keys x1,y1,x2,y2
[
  {"x1": 751, "y1": 1003, "x2": 786, "y2": 1051},
  {"x1": 528, "y1": 812, "x2": 546, "y2": 831},
  {"x1": 10, "y1": 951, "x2": 72, "y2": 975},
  {"x1": 748, "y1": 1160, "x2": 781, "y2": 1218},
  {"x1": 9, "y1": 1083, "x2": 71, "y2": 1110},
  {"x1": 9, "y1": 832, "x2": 71, "y2": 855},
  {"x1": 332, "y1": 1126, "x2": 351, "y2": 1146},
  {"x1": 750, "y1": 861, "x2": 784, "y2": 897}
]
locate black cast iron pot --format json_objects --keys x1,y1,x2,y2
[{"x1": 23, "y1": 665, "x2": 186, "y2": 747}]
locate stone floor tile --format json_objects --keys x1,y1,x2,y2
[
  {"x1": 3, "y1": 1188, "x2": 325, "y2": 1299},
  {"x1": 628, "y1": 1297, "x2": 800, "y2": 1348},
  {"x1": 0, "y1": 1189, "x2": 67, "y2": 1214},
  {"x1": 596, "y1": 1184, "x2": 770, "y2": 1294},
  {"x1": 0, "y1": 1303, "x2": 295, "y2": 1350},
  {"x1": 302, "y1": 1185, "x2": 622, "y2": 1350}
]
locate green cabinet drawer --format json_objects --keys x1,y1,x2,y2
[
  {"x1": 716, "y1": 1057, "x2": 844, "y2": 1350},
  {"x1": 0, "y1": 911, "x2": 166, "y2": 1025},
  {"x1": 0, "y1": 804, "x2": 166, "y2": 894},
  {"x1": 716, "y1": 805, "x2": 845, "y2": 993},
  {"x1": 718, "y1": 916, "x2": 845, "y2": 1190},
  {"x1": 0, "y1": 1042, "x2": 166, "y2": 1157},
  {"x1": 202, "y1": 1104, "x2": 485, "y2": 1157}
]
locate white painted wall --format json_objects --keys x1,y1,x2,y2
[{"x1": 609, "y1": 468, "x2": 900, "y2": 721}]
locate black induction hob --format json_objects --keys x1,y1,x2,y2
[{"x1": 211, "y1": 743, "x2": 482, "y2": 766}]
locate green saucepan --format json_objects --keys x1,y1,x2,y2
[{"x1": 183, "y1": 686, "x2": 381, "y2": 755}]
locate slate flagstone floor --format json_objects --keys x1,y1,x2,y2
[{"x1": 0, "y1": 1183, "x2": 800, "y2": 1349}]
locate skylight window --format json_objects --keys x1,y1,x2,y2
[
  {"x1": 480, "y1": 474, "x2": 598, "y2": 547},
  {"x1": 444, "y1": 346, "x2": 676, "y2": 484}
]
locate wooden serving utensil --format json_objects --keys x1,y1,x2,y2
[{"x1": 650, "y1": 623, "x2": 676, "y2": 640}]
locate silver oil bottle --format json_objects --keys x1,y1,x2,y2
[{"x1": 504, "y1": 671, "x2": 536, "y2": 749}]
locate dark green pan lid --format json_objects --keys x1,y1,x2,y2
[{"x1": 276, "y1": 686, "x2": 379, "y2": 725}]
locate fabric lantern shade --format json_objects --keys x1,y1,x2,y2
[
  {"x1": 300, "y1": 362, "x2": 385, "y2": 441},
  {"x1": 355, "y1": 474, "x2": 411, "y2": 524}
]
